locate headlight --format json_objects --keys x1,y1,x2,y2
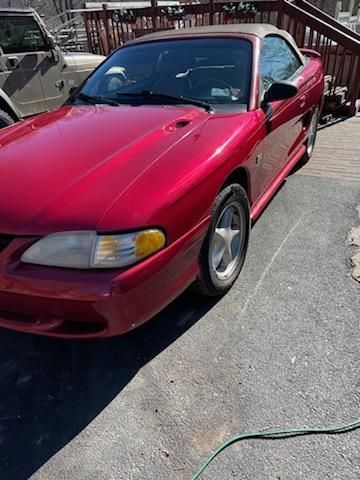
[{"x1": 21, "y1": 230, "x2": 166, "y2": 269}]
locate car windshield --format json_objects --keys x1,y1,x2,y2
[{"x1": 79, "y1": 38, "x2": 252, "y2": 112}]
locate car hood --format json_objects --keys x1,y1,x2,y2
[
  {"x1": 0, "y1": 104, "x2": 209, "y2": 235},
  {"x1": 63, "y1": 52, "x2": 105, "y2": 70}
]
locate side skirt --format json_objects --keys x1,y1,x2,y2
[{"x1": 250, "y1": 144, "x2": 306, "y2": 221}]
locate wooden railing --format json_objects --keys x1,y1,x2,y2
[
  {"x1": 293, "y1": 0, "x2": 360, "y2": 40},
  {"x1": 83, "y1": 0, "x2": 360, "y2": 115},
  {"x1": 280, "y1": 0, "x2": 360, "y2": 114},
  {"x1": 83, "y1": 0, "x2": 282, "y2": 56}
]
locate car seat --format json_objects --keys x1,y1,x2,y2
[{"x1": 151, "y1": 51, "x2": 192, "y2": 97}]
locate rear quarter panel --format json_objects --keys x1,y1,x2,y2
[{"x1": 302, "y1": 56, "x2": 324, "y2": 110}]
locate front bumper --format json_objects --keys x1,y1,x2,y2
[{"x1": 0, "y1": 220, "x2": 208, "y2": 338}]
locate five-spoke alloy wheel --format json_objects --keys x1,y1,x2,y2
[
  {"x1": 194, "y1": 183, "x2": 250, "y2": 296},
  {"x1": 211, "y1": 201, "x2": 246, "y2": 280}
]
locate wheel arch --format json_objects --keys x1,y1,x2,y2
[{"x1": 220, "y1": 167, "x2": 250, "y2": 201}]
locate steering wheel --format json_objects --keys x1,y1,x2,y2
[{"x1": 192, "y1": 78, "x2": 232, "y2": 93}]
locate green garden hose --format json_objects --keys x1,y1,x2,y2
[{"x1": 191, "y1": 418, "x2": 360, "y2": 479}]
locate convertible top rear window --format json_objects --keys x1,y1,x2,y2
[{"x1": 81, "y1": 38, "x2": 252, "y2": 112}]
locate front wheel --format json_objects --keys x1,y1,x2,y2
[{"x1": 193, "y1": 183, "x2": 250, "y2": 296}]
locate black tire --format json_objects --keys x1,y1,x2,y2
[
  {"x1": 0, "y1": 109, "x2": 15, "y2": 129},
  {"x1": 193, "y1": 183, "x2": 250, "y2": 296},
  {"x1": 301, "y1": 107, "x2": 319, "y2": 165}
]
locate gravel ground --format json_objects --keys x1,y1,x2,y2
[{"x1": 0, "y1": 174, "x2": 359, "y2": 480}]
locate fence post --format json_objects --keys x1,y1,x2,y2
[
  {"x1": 276, "y1": 0, "x2": 285, "y2": 28},
  {"x1": 348, "y1": 55, "x2": 360, "y2": 115},
  {"x1": 151, "y1": 0, "x2": 157, "y2": 29},
  {"x1": 209, "y1": 0, "x2": 214, "y2": 25},
  {"x1": 102, "y1": 3, "x2": 111, "y2": 54},
  {"x1": 83, "y1": 11, "x2": 92, "y2": 53}
]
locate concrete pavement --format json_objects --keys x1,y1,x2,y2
[
  {"x1": 0, "y1": 171, "x2": 359, "y2": 480},
  {"x1": 297, "y1": 116, "x2": 360, "y2": 181}
]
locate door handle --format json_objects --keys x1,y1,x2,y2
[
  {"x1": 299, "y1": 94, "x2": 307, "y2": 108},
  {"x1": 55, "y1": 79, "x2": 65, "y2": 90},
  {"x1": 7, "y1": 56, "x2": 20, "y2": 70}
]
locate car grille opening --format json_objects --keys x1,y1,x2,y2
[
  {"x1": 0, "y1": 309, "x2": 107, "y2": 337},
  {"x1": 0, "y1": 235, "x2": 15, "y2": 254}
]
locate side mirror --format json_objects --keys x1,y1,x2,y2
[
  {"x1": 47, "y1": 35, "x2": 58, "y2": 50},
  {"x1": 262, "y1": 81, "x2": 298, "y2": 105},
  {"x1": 47, "y1": 35, "x2": 61, "y2": 62}
]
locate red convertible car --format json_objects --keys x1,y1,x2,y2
[{"x1": 0, "y1": 24, "x2": 323, "y2": 338}]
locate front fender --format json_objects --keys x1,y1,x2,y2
[{"x1": 99, "y1": 111, "x2": 263, "y2": 244}]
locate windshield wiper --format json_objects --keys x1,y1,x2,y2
[
  {"x1": 74, "y1": 92, "x2": 120, "y2": 107},
  {"x1": 116, "y1": 90, "x2": 212, "y2": 112}
]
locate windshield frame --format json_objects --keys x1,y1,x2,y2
[{"x1": 71, "y1": 35, "x2": 255, "y2": 114}]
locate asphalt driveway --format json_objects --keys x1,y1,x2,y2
[{"x1": 0, "y1": 173, "x2": 359, "y2": 480}]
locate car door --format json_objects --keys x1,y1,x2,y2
[
  {"x1": 37, "y1": 47, "x2": 68, "y2": 112},
  {"x1": 0, "y1": 13, "x2": 49, "y2": 117},
  {"x1": 259, "y1": 35, "x2": 309, "y2": 193}
]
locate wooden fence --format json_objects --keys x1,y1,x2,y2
[{"x1": 83, "y1": 0, "x2": 360, "y2": 114}]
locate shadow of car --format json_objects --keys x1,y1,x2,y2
[{"x1": 0, "y1": 290, "x2": 218, "y2": 479}]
